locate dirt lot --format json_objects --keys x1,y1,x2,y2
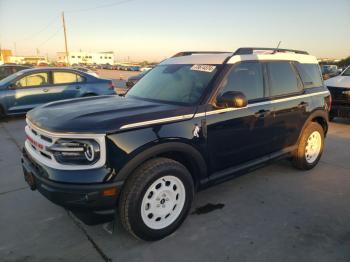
[
  {"x1": 0, "y1": 117, "x2": 349, "y2": 262},
  {"x1": 96, "y1": 69, "x2": 139, "y2": 81}
]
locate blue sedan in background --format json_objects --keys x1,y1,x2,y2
[{"x1": 0, "y1": 67, "x2": 116, "y2": 118}]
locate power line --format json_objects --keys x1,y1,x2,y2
[
  {"x1": 66, "y1": 0, "x2": 136, "y2": 13},
  {"x1": 37, "y1": 26, "x2": 62, "y2": 48},
  {"x1": 17, "y1": 16, "x2": 60, "y2": 42}
]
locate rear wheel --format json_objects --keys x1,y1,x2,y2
[
  {"x1": 292, "y1": 122, "x2": 324, "y2": 170},
  {"x1": 119, "y1": 157, "x2": 194, "y2": 241}
]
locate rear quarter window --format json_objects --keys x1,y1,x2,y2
[{"x1": 295, "y1": 63, "x2": 323, "y2": 88}]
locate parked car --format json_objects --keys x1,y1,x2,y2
[
  {"x1": 126, "y1": 69, "x2": 151, "y2": 88},
  {"x1": 140, "y1": 66, "x2": 153, "y2": 72},
  {"x1": 321, "y1": 64, "x2": 340, "y2": 80},
  {"x1": 72, "y1": 66, "x2": 99, "y2": 78},
  {"x1": 22, "y1": 47, "x2": 330, "y2": 241},
  {"x1": 325, "y1": 65, "x2": 350, "y2": 119},
  {"x1": 0, "y1": 67, "x2": 116, "y2": 118},
  {"x1": 0, "y1": 64, "x2": 32, "y2": 80}
]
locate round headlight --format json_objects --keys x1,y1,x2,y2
[{"x1": 84, "y1": 143, "x2": 95, "y2": 161}]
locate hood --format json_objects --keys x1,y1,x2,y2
[
  {"x1": 325, "y1": 75, "x2": 350, "y2": 89},
  {"x1": 27, "y1": 95, "x2": 196, "y2": 134}
]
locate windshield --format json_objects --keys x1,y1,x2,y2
[
  {"x1": 0, "y1": 70, "x2": 24, "y2": 86},
  {"x1": 342, "y1": 66, "x2": 350, "y2": 76},
  {"x1": 126, "y1": 64, "x2": 219, "y2": 105}
]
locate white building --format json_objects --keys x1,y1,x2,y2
[
  {"x1": 57, "y1": 51, "x2": 114, "y2": 65},
  {"x1": 9, "y1": 56, "x2": 48, "y2": 65}
]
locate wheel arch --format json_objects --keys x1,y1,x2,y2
[
  {"x1": 299, "y1": 109, "x2": 328, "y2": 142},
  {"x1": 115, "y1": 142, "x2": 208, "y2": 190}
]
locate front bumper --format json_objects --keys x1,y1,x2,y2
[{"x1": 21, "y1": 148, "x2": 123, "y2": 211}]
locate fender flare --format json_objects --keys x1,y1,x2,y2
[
  {"x1": 115, "y1": 142, "x2": 208, "y2": 184},
  {"x1": 298, "y1": 109, "x2": 329, "y2": 143}
]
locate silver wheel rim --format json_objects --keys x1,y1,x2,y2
[
  {"x1": 141, "y1": 176, "x2": 186, "y2": 230},
  {"x1": 305, "y1": 131, "x2": 322, "y2": 164}
]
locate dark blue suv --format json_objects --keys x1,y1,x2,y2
[
  {"x1": 0, "y1": 67, "x2": 116, "y2": 117},
  {"x1": 21, "y1": 48, "x2": 331, "y2": 241}
]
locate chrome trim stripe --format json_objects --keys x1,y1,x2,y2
[
  {"x1": 120, "y1": 114, "x2": 194, "y2": 129},
  {"x1": 119, "y1": 91, "x2": 329, "y2": 129},
  {"x1": 26, "y1": 119, "x2": 105, "y2": 138}
]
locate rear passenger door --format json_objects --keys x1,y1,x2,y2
[
  {"x1": 206, "y1": 61, "x2": 276, "y2": 172},
  {"x1": 50, "y1": 71, "x2": 85, "y2": 100},
  {"x1": 266, "y1": 61, "x2": 307, "y2": 151}
]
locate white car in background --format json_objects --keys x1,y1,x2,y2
[
  {"x1": 325, "y1": 65, "x2": 350, "y2": 119},
  {"x1": 325, "y1": 65, "x2": 350, "y2": 88}
]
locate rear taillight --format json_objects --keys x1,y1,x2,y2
[{"x1": 108, "y1": 81, "x2": 115, "y2": 90}]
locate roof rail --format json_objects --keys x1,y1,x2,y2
[
  {"x1": 172, "y1": 51, "x2": 231, "y2": 58},
  {"x1": 233, "y1": 47, "x2": 309, "y2": 55}
]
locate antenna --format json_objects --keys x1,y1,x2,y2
[{"x1": 274, "y1": 41, "x2": 282, "y2": 53}]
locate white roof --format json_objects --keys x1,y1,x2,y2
[
  {"x1": 227, "y1": 53, "x2": 318, "y2": 64},
  {"x1": 160, "y1": 53, "x2": 232, "y2": 65},
  {"x1": 160, "y1": 50, "x2": 318, "y2": 65}
]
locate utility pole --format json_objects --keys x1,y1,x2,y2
[{"x1": 62, "y1": 11, "x2": 69, "y2": 65}]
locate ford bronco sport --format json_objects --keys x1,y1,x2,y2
[{"x1": 22, "y1": 47, "x2": 331, "y2": 241}]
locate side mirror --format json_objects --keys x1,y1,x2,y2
[
  {"x1": 8, "y1": 83, "x2": 18, "y2": 90},
  {"x1": 216, "y1": 91, "x2": 248, "y2": 108}
]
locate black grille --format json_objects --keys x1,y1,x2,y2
[{"x1": 327, "y1": 86, "x2": 350, "y2": 104}]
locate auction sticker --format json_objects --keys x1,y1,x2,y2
[{"x1": 190, "y1": 65, "x2": 216, "y2": 73}]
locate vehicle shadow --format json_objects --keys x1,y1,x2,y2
[{"x1": 0, "y1": 115, "x2": 26, "y2": 123}]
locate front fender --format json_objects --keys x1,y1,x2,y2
[{"x1": 105, "y1": 118, "x2": 208, "y2": 182}]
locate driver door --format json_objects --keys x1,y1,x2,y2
[
  {"x1": 7, "y1": 71, "x2": 52, "y2": 114},
  {"x1": 206, "y1": 61, "x2": 275, "y2": 173}
]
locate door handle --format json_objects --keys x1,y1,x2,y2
[
  {"x1": 43, "y1": 89, "x2": 49, "y2": 92},
  {"x1": 75, "y1": 86, "x2": 81, "y2": 90},
  {"x1": 297, "y1": 101, "x2": 308, "y2": 109},
  {"x1": 254, "y1": 109, "x2": 271, "y2": 118}
]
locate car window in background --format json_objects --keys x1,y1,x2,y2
[
  {"x1": 126, "y1": 64, "x2": 218, "y2": 105},
  {"x1": 268, "y1": 61, "x2": 301, "y2": 96},
  {"x1": 296, "y1": 63, "x2": 323, "y2": 88},
  {"x1": 219, "y1": 61, "x2": 264, "y2": 100},
  {"x1": 53, "y1": 72, "x2": 84, "y2": 84},
  {"x1": 16, "y1": 72, "x2": 49, "y2": 87},
  {"x1": 342, "y1": 66, "x2": 350, "y2": 76}
]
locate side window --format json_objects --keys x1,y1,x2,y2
[
  {"x1": 268, "y1": 61, "x2": 301, "y2": 97},
  {"x1": 219, "y1": 61, "x2": 264, "y2": 100},
  {"x1": 16, "y1": 73, "x2": 49, "y2": 88},
  {"x1": 53, "y1": 72, "x2": 84, "y2": 84},
  {"x1": 295, "y1": 63, "x2": 323, "y2": 88}
]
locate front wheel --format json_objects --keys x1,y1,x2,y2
[
  {"x1": 119, "y1": 157, "x2": 194, "y2": 241},
  {"x1": 292, "y1": 122, "x2": 324, "y2": 170}
]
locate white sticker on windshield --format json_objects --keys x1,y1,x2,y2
[{"x1": 190, "y1": 65, "x2": 216, "y2": 73}]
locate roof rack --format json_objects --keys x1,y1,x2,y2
[
  {"x1": 233, "y1": 47, "x2": 309, "y2": 55},
  {"x1": 172, "y1": 51, "x2": 231, "y2": 58}
]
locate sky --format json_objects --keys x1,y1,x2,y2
[{"x1": 0, "y1": 0, "x2": 349, "y2": 62}]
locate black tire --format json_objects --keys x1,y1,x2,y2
[
  {"x1": 0, "y1": 106, "x2": 5, "y2": 120},
  {"x1": 292, "y1": 122, "x2": 324, "y2": 170},
  {"x1": 82, "y1": 93, "x2": 96, "y2": 97},
  {"x1": 119, "y1": 157, "x2": 194, "y2": 241}
]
